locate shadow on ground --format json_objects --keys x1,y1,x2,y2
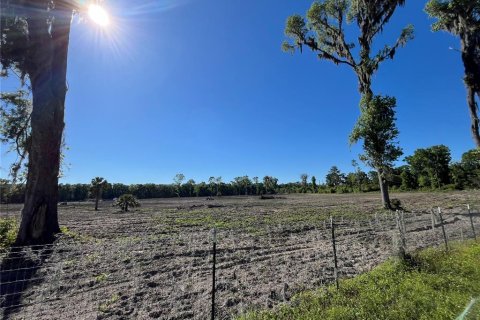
[{"x1": 0, "y1": 245, "x2": 53, "y2": 319}]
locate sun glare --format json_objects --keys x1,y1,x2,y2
[{"x1": 88, "y1": 4, "x2": 110, "y2": 27}]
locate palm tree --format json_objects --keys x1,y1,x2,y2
[
  {"x1": 90, "y1": 177, "x2": 108, "y2": 211},
  {"x1": 115, "y1": 194, "x2": 140, "y2": 212}
]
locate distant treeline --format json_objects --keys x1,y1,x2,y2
[{"x1": 1, "y1": 145, "x2": 478, "y2": 204}]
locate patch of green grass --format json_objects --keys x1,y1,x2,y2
[
  {"x1": 98, "y1": 293, "x2": 120, "y2": 313},
  {"x1": 0, "y1": 217, "x2": 18, "y2": 249},
  {"x1": 94, "y1": 273, "x2": 110, "y2": 283},
  {"x1": 60, "y1": 226, "x2": 94, "y2": 242},
  {"x1": 239, "y1": 240, "x2": 480, "y2": 320},
  {"x1": 465, "y1": 298, "x2": 480, "y2": 320}
]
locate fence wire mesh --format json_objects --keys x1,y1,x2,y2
[{"x1": 0, "y1": 202, "x2": 479, "y2": 319}]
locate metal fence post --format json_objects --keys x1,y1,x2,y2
[
  {"x1": 330, "y1": 216, "x2": 339, "y2": 290},
  {"x1": 211, "y1": 228, "x2": 217, "y2": 320}
]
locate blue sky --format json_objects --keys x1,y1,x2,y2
[{"x1": 0, "y1": 0, "x2": 475, "y2": 184}]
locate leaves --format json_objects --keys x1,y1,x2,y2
[
  {"x1": 350, "y1": 95, "x2": 403, "y2": 170},
  {"x1": 0, "y1": 90, "x2": 31, "y2": 182},
  {"x1": 115, "y1": 194, "x2": 141, "y2": 212},
  {"x1": 425, "y1": 0, "x2": 480, "y2": 35}
]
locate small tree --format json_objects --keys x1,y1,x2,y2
[
  {"x1": 426, "y1": 0, "x2": 480, "y2": 147},
  {"x1": 253, "y1": 176, "x2": 260, "y2": 195},
  {"x1": 90, "y1": 177, "x2": 108, "y2": 211},
  {"x1": 311, "y1": 176, "x2": 318, "y2": 193},
  {"x1": 350, "y1": 95, "x2": 403, "y2": 207},
  {"x1": 300, "y1": 174, "x2": 309, "y2": 193},
  {"x1": 115, "y1": 194, "x2": 140, "y2": 212},
  {"x1": 173, "y1": 173, "x2": 185, "y2": 197},
  {"x1": 325, "y1": 166, "x2": 345, "y2": 188}
]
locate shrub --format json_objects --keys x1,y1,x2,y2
[
  {"x1": 0, "y1": 217, "x2": 18, "y2": 249},
  {"x1": 115, "y1": 194, "x2": 140, "y2": 212}
]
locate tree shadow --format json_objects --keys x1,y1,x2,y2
[{"x1": 0, "y1": 244, "x2": 53, "y2": 319}]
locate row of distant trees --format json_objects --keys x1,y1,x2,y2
[{"x1": 1, "y1": 145, "x2": 478, "y2": 204}]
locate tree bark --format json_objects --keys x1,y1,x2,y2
[
  {"x1": 377, "y1": 169, "x2": 391, "y2": 209},
  {"x1": 15, "y1": 5, "x2": 72, "y2": 245},
  {"x1": 461, "y1": 35, "x2": 480, "y2": 148},
  {"x1": 95, "y1": 192, "x2": 100, "y2": 211},
  {"x1": 466, "y1": 84, "x2": 480, "y2": 148}
]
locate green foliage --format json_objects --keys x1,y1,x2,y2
[
  {"x1": 326, "y1": 166, "x2": 346, "y2": 187},
  {"x1": 406, "y1": 145, "x2": 452, "y2": 189},
  {"x1": 173, "y1": 173, "x2": 185, "y2": 196},
  {"x1": 263, "y1": 176, "x2": 278, "y2": 194},
  {"x1": 283, "y1": 0, "x2": 413, "y2": 91},
  {"x1": 425, "y1": 0, "x2": 480, "y2": 34},
  {"x1": 350, "y1": 95, "x2": 403, "y2": 172},
  {"x1": 240, "y1": 240, "x2": 480, "y2": 320},
  {"x1": 0, "y1": 217, "x2": 18, "y2": 249},
  {"x1": 115, "y1": 194, "x2": 140, "y2": 212},
  {"x1": 0, "y1": 10, "x2": 29, "y2": 75},
  {"x1": 400, "y1": 166, "x2": 417, "y2": 190},
  {"x1": 0, "y1": 90, "x2": 31, "y2": 181},
  {"x1": 90, "y1": 177, "x2": 108, "y2": 198},
  {"x1": 311, "y1": 175, "x2": 318, "y2": 193}
]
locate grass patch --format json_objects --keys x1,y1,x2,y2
[
  {"x1": 239, "y1": 240, "x2": 480, "y2": 320},
  {"x1": 60, "y1": 226, "x2": 94, "y2": 242},
  {"x1": 0, "y1": 217, "x2": 19, "y2": 249}
]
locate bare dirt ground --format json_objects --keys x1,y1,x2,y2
[{"x1": 1, "y1": 191, "x2": 479, "y2": 319}]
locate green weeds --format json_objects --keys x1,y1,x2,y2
[{"x1": 239, "y1": 240, "x2": 480, "y2": 320}]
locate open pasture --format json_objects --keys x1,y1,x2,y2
[{"x1": 1, "y1": 191, "x2": 479, "y2": 319}]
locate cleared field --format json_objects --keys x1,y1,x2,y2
[{"x1": 1, "y1": 191, "x2": 479, "y2": 319}]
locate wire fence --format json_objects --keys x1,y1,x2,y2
[{"x1": 0, "y1": 204, "x2": 478, "y2": 319}]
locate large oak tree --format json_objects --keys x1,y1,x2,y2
[
  {"x1": 1, "y1": 0, "x2": 77, "y2": 245},
  {"x1": 283, "y1": 0, "x2": 413, "y2": 208}
]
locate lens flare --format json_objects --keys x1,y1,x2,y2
[{"x1": 88, "y1": 4, "x2": 110, "y2": 26}]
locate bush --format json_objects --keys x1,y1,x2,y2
[
  {"x1": 390, "y1": 198, "x2": 402, "y2": 210},
  {"x1": 0, "y1": 217, "x2": 18, "y2": 249},
  {"x1": 115, "y1": 194, "x2": 141, "y2": 212}
]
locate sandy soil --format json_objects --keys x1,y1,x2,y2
[{"x1": 1, "y1": 191, "x2": 479, "y2": 319}]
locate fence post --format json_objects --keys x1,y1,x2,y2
[
  {"x1": 467, "y1": 204, "x2": 477, "y2": 240},
  {"x1": 395, "y1": 210, "x2": 406, "y2": 258},
  {"x1": 431, "y1": 208, "x2": 436, "y2": 235},
  {"x1": 437, "y1": 207, "x2": 449, "y2": 251},
  {"x1": 211, "y1": 228, "x2": 217, "y2": 320},
  {"x1": 330, "y1": 216, "x2": 339, "y2": 290}
]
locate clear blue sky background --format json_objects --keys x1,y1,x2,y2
[{"x1": 0, "y1": 0, "x2": 475, "y2": 184}]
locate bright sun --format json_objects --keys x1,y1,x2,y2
[{"x1": 88, "y1": 4, "x2": 110, "y2": 27}]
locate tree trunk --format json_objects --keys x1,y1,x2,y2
[
  {"x1": 125, "y1": 203, "x2": 129, "y2": 212},
  {"x1": 466, "y1": 85, "x2": 480, "y2": 148},
  {"x1": 461, "y1": 35, "x2": 480, "y2": 148},
  {"x1": 377, "y1": 170, "x2": 391, "y2": 209},
  {"x1": 95, "y1": 193, "x2": 100, "y2": 211},
  {"x1": 15, "y1": 6, "x2": 72, "y2": 246}
]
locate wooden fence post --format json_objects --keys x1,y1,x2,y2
[
  {"x1": 395, "y1": 210, "x2": 406, "y2": 258},
  {"x1": 437, "y1": 207, "x2": 449, "y2": 251},
  {"x1": 431, "y1": 208, "x2": 436, "y2": 235},
  {"x1": 467, "y1": 204, "x2": 477, "y2": 240}
]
